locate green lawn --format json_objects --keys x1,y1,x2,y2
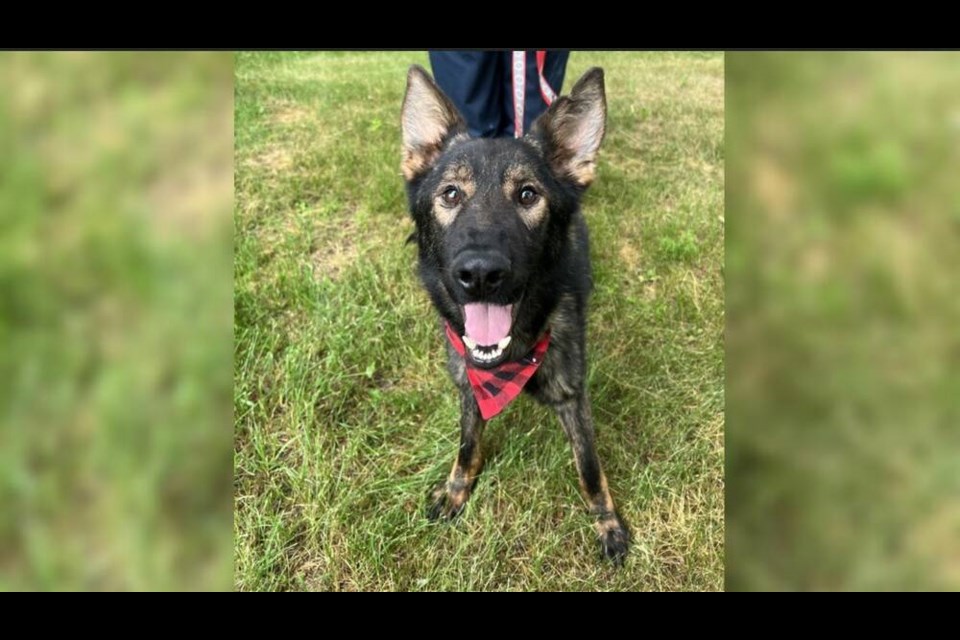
[{"x1": 234, "y1": 51, "x2": 724, "y2": 591}]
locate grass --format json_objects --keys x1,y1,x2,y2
[
  {"x1": 0, "y1": 53, "x2": 233, "y2": 590},
  {"x1": 234, "y1": 51, "x2": 724, "y2": 591},
  {"x1": 726, "y1": 52, "x2": 960, "y2": 590}
]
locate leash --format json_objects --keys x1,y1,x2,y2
[{"x1": 512, "y1": 50, "x2": 558, "y2": 138}]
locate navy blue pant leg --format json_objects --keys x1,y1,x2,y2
[
  {"x1": 429, "y1": 51, "x2": 570, "y2": 139},
  {"x1": 428, "y1": 51, "x2": 504, "y2": 138}
]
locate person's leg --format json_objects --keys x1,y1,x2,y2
[{"x1": 428, "y1": 51, "x2": 503, "y2": 138}]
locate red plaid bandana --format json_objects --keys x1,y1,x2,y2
[{"x1": 444, "y1": 322, "x2": 551, "y2": 420}]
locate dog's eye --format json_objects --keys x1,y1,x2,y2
[
  {"x1": 518, "y1": 186, "x2": 539, "y2": 207},
  {"x1": 440, "y1": 186, "x2": 462, "y2": 207}
]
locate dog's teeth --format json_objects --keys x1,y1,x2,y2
[
  {"x1": 468, "y1": 339, "x2": 509, "y2": 363},
  {"x1": 470, "y1": 345, "x2": 504, "y2": 362}
]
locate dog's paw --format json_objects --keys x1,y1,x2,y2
[
  {"x1": 597, "y1": 514, "x2": 630, "y2": 566},
  {"x1": 425, "y1": 482, "x2": 466, "y2": 522}
]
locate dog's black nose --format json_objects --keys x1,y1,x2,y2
[{"x1": 453, "y1": 252, "x2": 510, "y2": 298}]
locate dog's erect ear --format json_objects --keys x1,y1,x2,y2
[
  {"x1": 528, "y1": 67, "x2": 606, "y2": 188},
  {"x1": 401, "y1": 65, "x2": 466, "y2": 181}
]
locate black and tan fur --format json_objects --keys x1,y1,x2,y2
[{"x1": 401, "y1": 65, "x2": 629, "y2": 564}]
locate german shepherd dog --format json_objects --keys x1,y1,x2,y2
[{"x1": 401, "y1": 65, "x2": 629, "y2": 563}]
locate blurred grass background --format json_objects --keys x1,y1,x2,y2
[
  {"x1": 726, "y1": 52, "x2": 960, "y2": 590},
  {"x1": 0, "y1": 52, "x2": 234, "y2": 590},
  {"x1": 234, "y1": 52, "x2": 724, "y2": 591}
]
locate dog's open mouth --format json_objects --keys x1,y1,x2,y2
[{"x1": 463, "y1": 303, "x2": 513, "y2": 364}]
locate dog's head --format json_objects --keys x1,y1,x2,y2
[{"x1": 401, "y1": 65, "x2": 606, "y2": 368}]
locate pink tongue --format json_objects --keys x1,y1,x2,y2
[{"x1": 463, "y1": 303, "x2": 513, "y2": 347}]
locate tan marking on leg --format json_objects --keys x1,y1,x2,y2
[{"x1": 444, "y1": 446, "x2": 484, "y2": 510}]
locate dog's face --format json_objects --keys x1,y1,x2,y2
[{"x1": 401, "y1": 66, "x2": 606, "y2": 368}]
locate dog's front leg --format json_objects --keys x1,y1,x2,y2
[
  {"x1": 556, "y1": 394, "x2": 630, "y2": 564},
  {"x1": 427, "y1": 389, "x2": 485, "y2": 521}
]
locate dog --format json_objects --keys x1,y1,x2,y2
[{"x1": 400, "y1": 65, "x2": 629, "y2": 564}]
